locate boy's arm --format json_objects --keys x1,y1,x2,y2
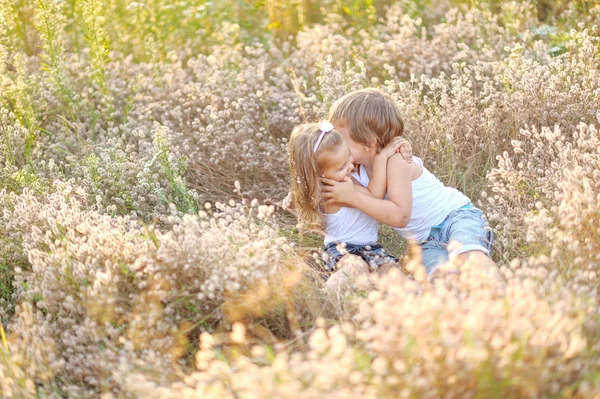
[
  {"x1": 384, "y1": 154, "x2": 413, "y2": 225},
  {"x1": 322, "y1": 155, "x2": 412, "y2": 228},
  {"x1": 352, "y1": 178, "x2": 381, "y2": 198}
]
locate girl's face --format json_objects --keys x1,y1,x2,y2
[
  {"x1": 334, "y1": 125, "x2": 376, "y2": 165},
  {"x1": 320, "y1": 141, "x2": 355, "y2": 182}
]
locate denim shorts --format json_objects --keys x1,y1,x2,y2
[
  {"x1": 322, "y1": 242, "x2": 398, "y2": 274},
  {"x1": 419, "y1": 204, "x2": 493, "y2": 275}
]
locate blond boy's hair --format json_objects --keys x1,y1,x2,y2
[
  {"x1": 328, "y1": 88, "x2": 404, "y2": 150},
  {"x1": 288, "y1": 123, "x2": 344, "y2": 226}
]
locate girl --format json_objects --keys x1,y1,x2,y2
[{"x1": 288, "y1": 121, "x2": 411, "y2": 293}]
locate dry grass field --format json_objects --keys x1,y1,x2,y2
[{"x1": 1, "y1": 0, "x2": 599, "y2": 397}]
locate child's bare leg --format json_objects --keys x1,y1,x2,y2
[
  {"x1": 422, "y1": 262, "x2": 459, "y2": 292},
  {"x1": 454, "y1": 250, "x2": 506, "y2": 285},
  {"x1": 326, "y1": 254, "x2": 370, "y2": 295}
]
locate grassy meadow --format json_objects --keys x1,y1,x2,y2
[{"x1": 1, "y1": 0, "x2": 600, "y2": 397}]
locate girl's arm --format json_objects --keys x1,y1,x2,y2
[
  {"x1": 364, "y1": 137, "x2": 413, "y2": 199},
  {"x1": 322, "y1": 154, "x2": 413, "y2": 228}
]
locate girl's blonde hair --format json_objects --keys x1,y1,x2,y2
[
  {"x1": 288, "y1": 123, "x2": 344, "y2": 226},
  {"x1": 328, "y1": 88, "x2": 404, "y2": 150}
]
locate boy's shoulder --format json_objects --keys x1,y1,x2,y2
[{"x1": 387, "y1": 154, "x2": 423, "y2": 181}]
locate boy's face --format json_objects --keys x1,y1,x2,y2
[{"x1": 334, "y1": 125, "x2": 376, "y2": 165}]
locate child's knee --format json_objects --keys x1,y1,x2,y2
[
  {"x1": 326, "y1": 255, "x2": 370, "y2": 295},
  {"x1": 337, "y1": 254, "x2": 369, "y2": 275},
  {"x1": 455, "y1": 250, "x2": 493, "y2": 267},
  {"x1": 454, "y1": 250, "x2": 506, "y2": 285}
]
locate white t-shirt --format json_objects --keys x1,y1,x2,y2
[
  {"x1": 351, "y1": 157, "x2": 470, "y2": 243},
  {"x1": 322, "y1": 206, "x2": 378, "y2": 246}
]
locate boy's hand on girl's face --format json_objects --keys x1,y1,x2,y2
[{"x1": 321, "y1": 177, "x2": 355, "y2": 205}]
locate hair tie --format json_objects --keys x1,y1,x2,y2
[{"x1": 313, "y1": 121, "x2": 334, "y2": 153}]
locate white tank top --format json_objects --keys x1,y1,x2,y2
[
  {"x1": 351, "y1": 157, "x2": 470, "y2": 243},
  {"x1": 322, "y1": 206, "x2": 378, "y2": 246}
]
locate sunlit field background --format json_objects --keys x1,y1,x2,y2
[{"x1": 1, "y1": 0, "x2": 600, "y2": 397}]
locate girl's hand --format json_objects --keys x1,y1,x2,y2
[
  {"x1": 380, "y1": 137, "x2": 412, "y2": 162},
  {"x1": 282, "y1": 191, "x2": 294, "y2": 210},
  {"x1": 321, "y1": 177, "x2": 356, "y2": 206}
]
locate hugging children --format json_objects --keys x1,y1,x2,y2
[{"x1": 288, "y1": 88, "x2": 504, "y2": 292}]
